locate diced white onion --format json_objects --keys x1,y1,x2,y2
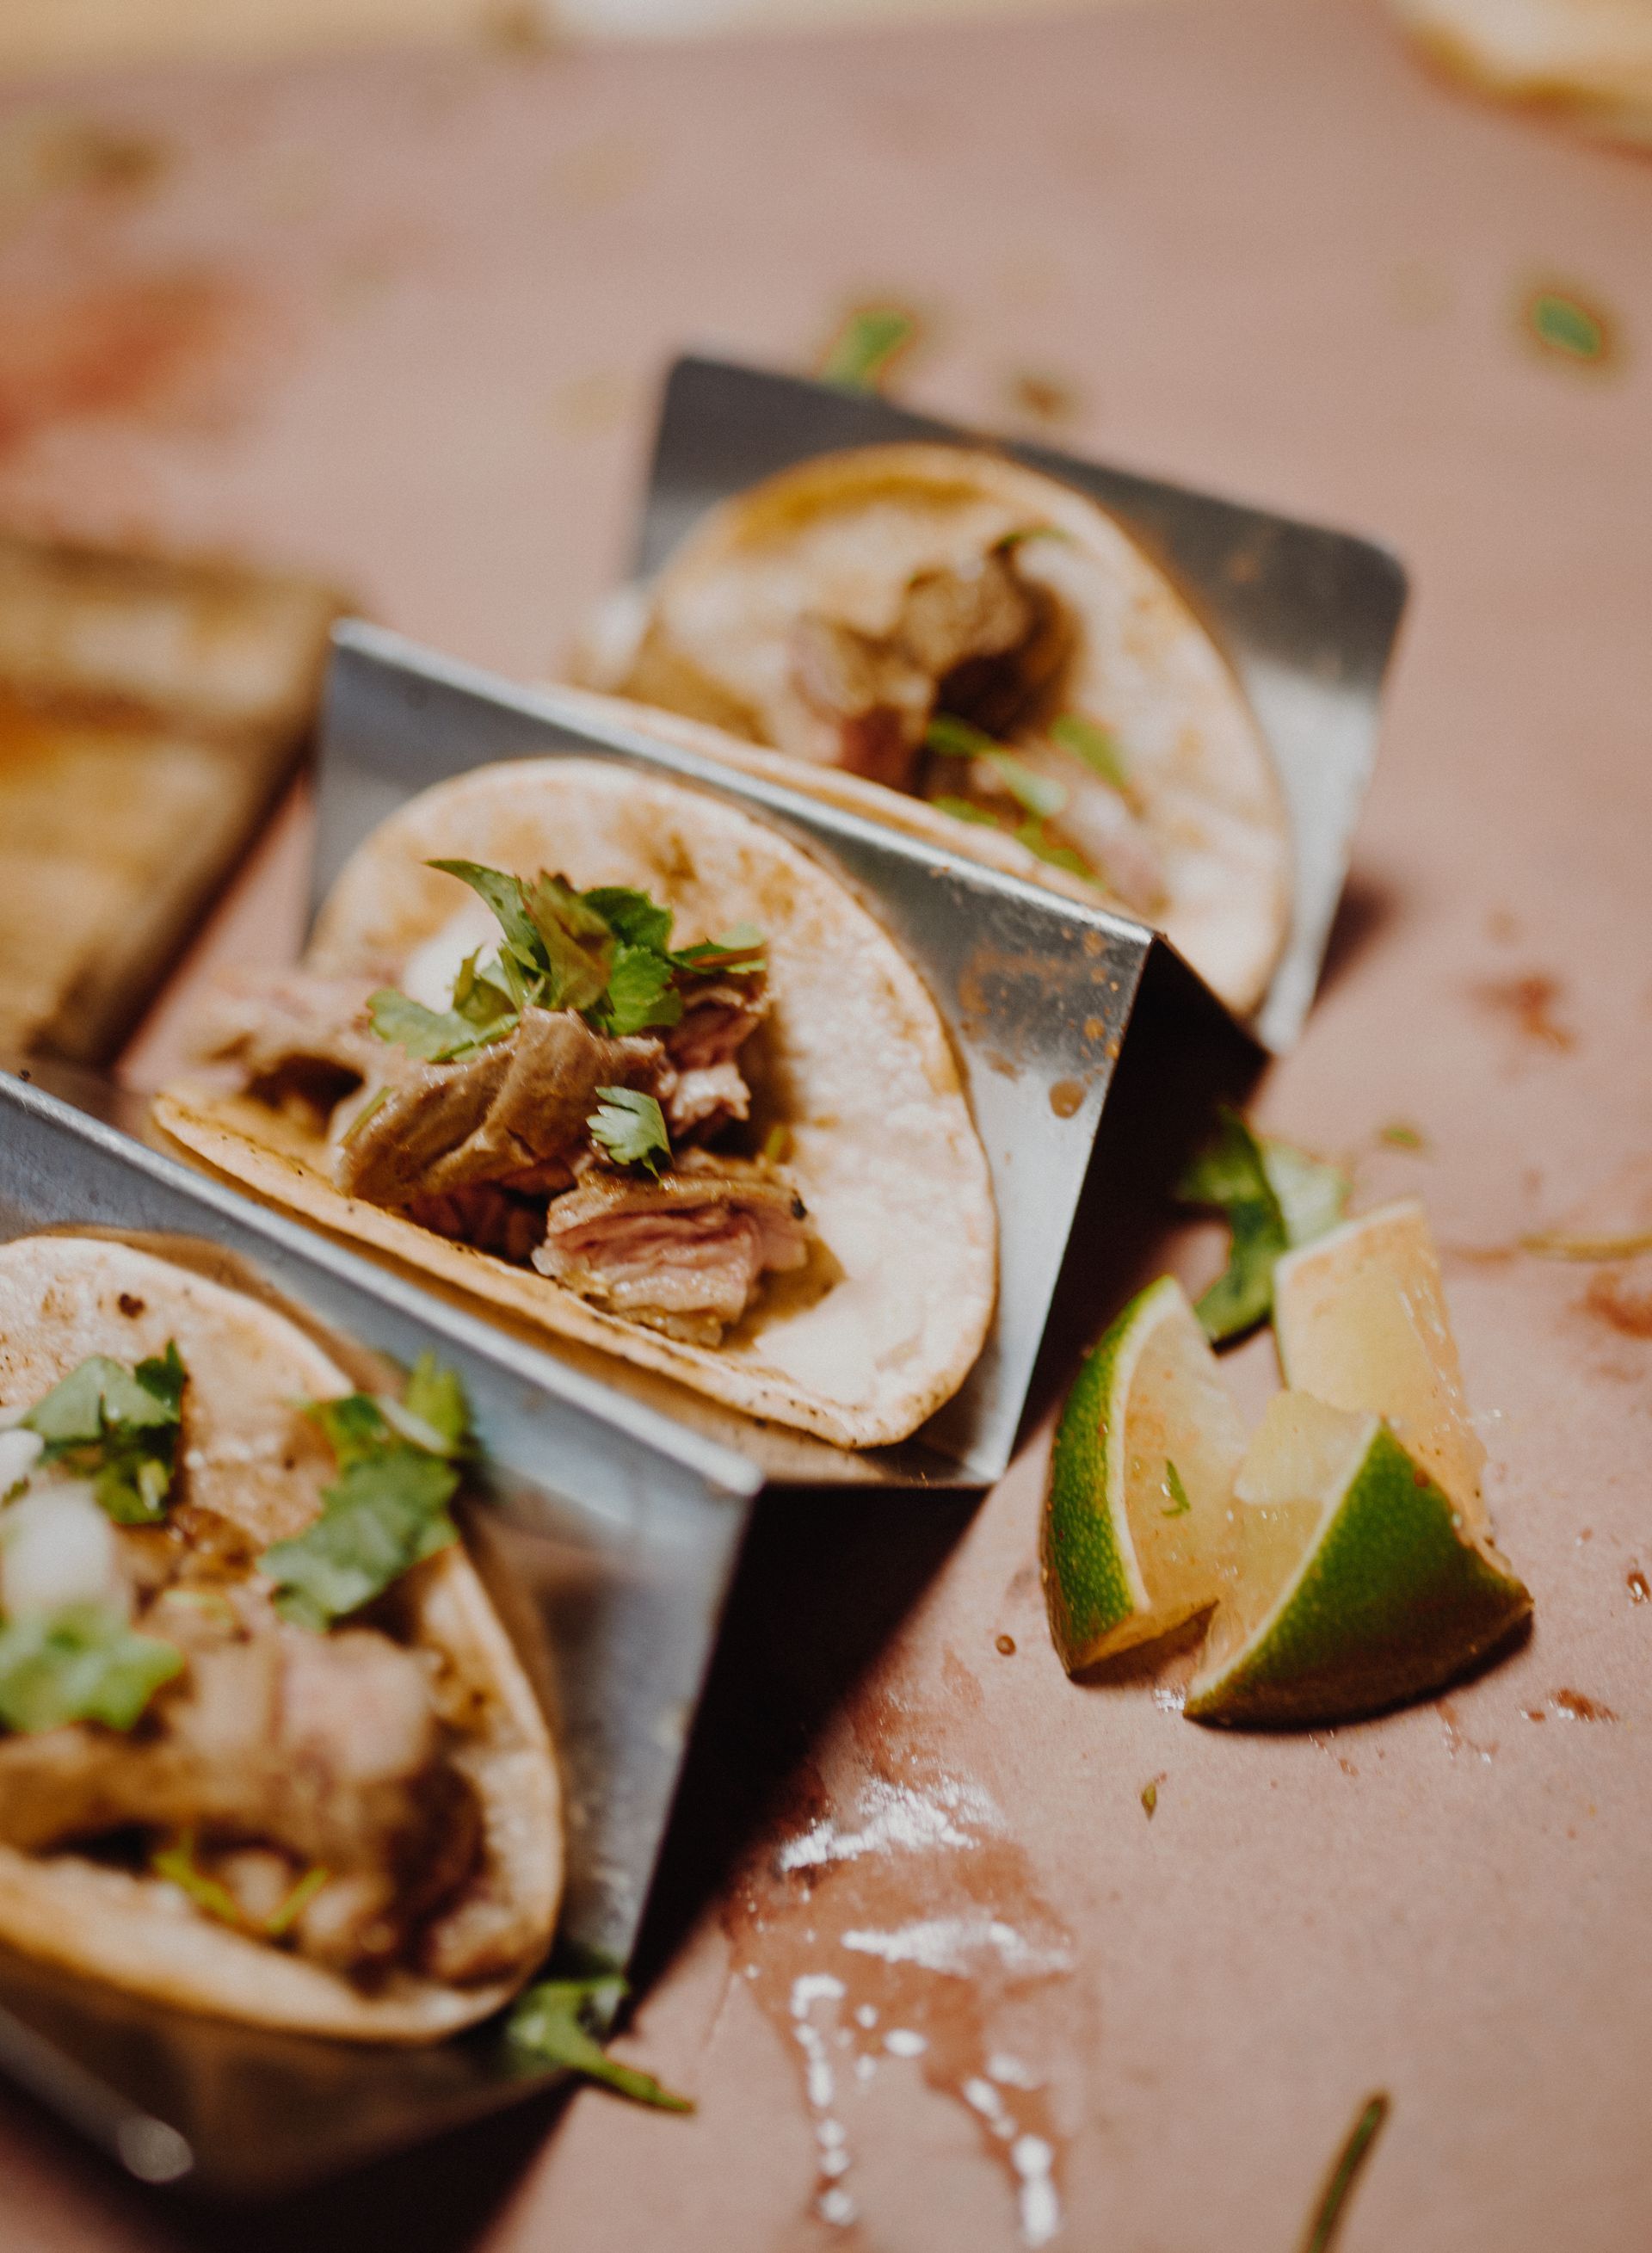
[
  {"x1": 0, "y1": 1427, "x2": 45, "y2": 1497},
  {"x1": 1, "y1": 1481, "x2": 123, "y2": 1617}
]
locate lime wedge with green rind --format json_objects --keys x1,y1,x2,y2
[
  {"x1": 1042, "y1": 1275, "x2": 1245, "y2": 1674},
  {"x1": 1273, "y1": 1198, "x2": 1488, "y2": 1529},
  {"x1": 1186, "y1": 1392, "x2": 1531, "y2": 1725}
]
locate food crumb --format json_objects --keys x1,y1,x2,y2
[
  {"x1": 1551, "y1": 1688, "x2": 1618, "y2": 1722},
  {"x1": 1378, "y1": 1120, "x2": 1428, "y2": 1150},
  {"x1": 995, "y1": 1633, "x2": 1016, "y2": 1656},
  {"x1": 1627, "y1": 1568, "x2": 1650, "y2": 1605},
  {"x1": 1140, "y1": 1775, "x2": 1165, "y2": 1818},
  {"x1": 1470, "y1": 972, "x2": 1575, "y2": 1051}
]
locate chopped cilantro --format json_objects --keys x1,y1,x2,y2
[
  {"x1": 1014, "y1": 820, "x2": 1094, "y2": 880},
  {"x1": 0, "y1": 1604, "x2": 183, "y2": 1733},
  {"x1": 925, "y1": 714, "x2": 1069, "y2": 821},
  {"x1": 151, "y1": 1832, "x2": 331, "y2": 1939},
  {"x1": 818, "y1": 305, "x2": 918, "y2": 393},
  {"x1": 1162, "y1": 1460, "x2": 1192, "y2": 1517},
  {"x1": 1379, "y1": 1120, "x2": 1427, "y2": 1151},
  {"x1": 588, "y1": 1088, "x2": 671, "y2": 1176},
  {"x1": 22, "y1": 1343, "x2": 186, "y2": 1525},
  {"x1": 603, "y1": 946, "x2": 683, "y2": 1039},
  {"x1": 1050, "y1": 712, "x2": 1131, "y2": 793},
  {"x1": 581, "y1": 886, "x2": 673, "y2": 954},
  {"x1": 370, "y1": 864, "x2": 764, "y2": 1060},
  {"x1": 930, "y1": 793, "x2": 1006, "y2": 829},
  {"x1": 151, "y1": 1832, "x2": 244, "y2": 1927},
  {"x1": 1175, "y1": 1109, "x2": 1348, "y2": 1343},
  {"x1": 367, "y1": 987, "x2": 513, "y2": 1065},
  {"x1": 1522, "y1": 287, "x2": 1612, "y2": 367},
  {"x1": 260, "y1": 1362, "x2": 472, "y2": 1632},
  {"x1": 508, "y1": 1975, "x2": 693, "y2": 2112},
  {"x1": 1303, "y1": 2094, "x2": 1390, "y2": 2253}
]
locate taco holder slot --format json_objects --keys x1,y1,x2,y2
[{"x1": 0, "y1": 1071, "x2": 759, "y2": 2194}]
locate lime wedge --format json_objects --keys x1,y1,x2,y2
[
  {"x1": 1186, "y1": 1392, "x2": 1531, "y2": 1725},
  {"x1": 1042, "y1": 1276, "x2": 1245, "y2": 1672},
  {"x1": 1273, "y1": 1199, "x2": 1488, "y2": 1530}
]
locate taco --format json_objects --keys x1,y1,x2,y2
[
  {"x1": 0, "y1": 1236, "x2": 560, "y2": 2041},
  {"x1": 154, "y1": 760, "x2": 996, "y2": 1450},
  {"x1": 576, "y1": 442, "x2": 1291, "y2": 1019}
]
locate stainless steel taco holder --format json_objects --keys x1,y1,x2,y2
[
  {"x1": 0, "y1": 1070, "x2": 760, "y2": 2195},
  {"x1": 638, "y1": 357, "x2": 1409, "y2": 1056}
]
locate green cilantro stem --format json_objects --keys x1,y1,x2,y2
[
  {"x1": 1300, "y1": 2094, "x2": 1390, "y2": 2253},
  {"x1": 508, "y1": 1977, "x2": 693, "y2": 2112}
]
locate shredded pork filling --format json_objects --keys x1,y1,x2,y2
[
  {"x1": 194, "y1": 929, "x2": 816, "y2": 1343},
  {"x1": 0, "y1": 1505, "x2": 525, "y2": 1984},
  {"x1": 533, "y1": 1157, "x2": 811, "y2": 1346}
]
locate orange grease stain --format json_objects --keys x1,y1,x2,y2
[{"x1": 0, "y1": 270, "x2": 262, "y2": 458}]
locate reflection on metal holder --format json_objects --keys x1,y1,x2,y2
[{"x1": 0, "y1": 1072, "x2": 757, "y2": 2195}]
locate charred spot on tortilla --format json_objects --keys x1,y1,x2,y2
[
  {"x1": 0, "y1": 1237, "x2": 559, "y2": 2041},
  {"x1": 576, "y1": 442, "x2": 1291, "y2": 1019},
  {"x1": 154, "y1": 760, "x2": 996, "y2": 1452}
]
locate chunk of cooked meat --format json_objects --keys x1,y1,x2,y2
[
  {"x1": 788, "y1": 546, "x2": 1071, "y2": 781},
  {"x1": 790, "y1": 614, "x2": 934, "y2": 788},
  {"x1": 0, "y1": 1614, "x2": 482, "y2": 1975},
  {"x1": 336, "y1": 1008, "x2": 663, "y2": 1211},
  {"x1": 193, "y1": 969, "x2": 388, "y2": 1124},
  {"x1": 656, "y1": 976, "x2": 767, "y2": 1140},
  {"x1": 533, "y1": 1152, "x2": 812, "y2": 1344}
]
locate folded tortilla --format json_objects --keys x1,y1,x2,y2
[
  {"x1": 156, "y1": 760, "x2": 997, "y2": 1450},
  {"x1": 0, "y1": 1237, "x2": 561, "y2": 2043},
  {"x1": 576, "y1": 442, "x2": 1291, "y2": 1020}
]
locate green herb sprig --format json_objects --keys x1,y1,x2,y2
[
  {"x1": 925, "y1": 716, "x2": 1096, "y2": 880},
  {"x1": 0, "y1": 1605, "x2": 183, "y2": 1734},
  {"x1": 508, "y1": 1974, "x2": 693, "y2": 2112},
  {"x1": 22, "y1": 1343, "x2": 186, "y2": 1525},
  {"x1": 259, "y1": 1354, "x2": 472, "y2": 1632},
  {"x1": 1175, "y1": 1109, "x2": 1348, "y2": 1343},
  {"x1": 368, "y1": 864, "x2": 766, "y2": 1066},
  {"x1": 586, "y1": 1088, "x2": 671, "y2": 1177}
]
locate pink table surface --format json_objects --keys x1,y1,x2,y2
[{"x1": 1, "y1": 4, "x2": 1649, "y2": 2248}]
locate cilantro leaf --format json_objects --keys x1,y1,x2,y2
[
  {"x1": 0, "y1": 1605, "x2": 182, "y2": 1733},
  {"x1": 262, "y1": 1448, "x2": 459, "y2": 1632},
  {"x1": 401, "y1": 1354, "x2": 471, "y2": 1455},
  {"x1": 818, "y1": 305, "x2": 918, "y2": 394},
  {"x1": 1175, "y1": 1109, "x2": 1349, "y2": 1343},
  {"x1": 23, "y1": 1344, "x2": 186, "y2": 1525},
  {"x1": 426, "y1": 860, "x2": 542, "y2": 961},
  {"x1": 1014, "y1": 820, "x2": 1094, "y2": 880},
  {"x1": 601, "y1": 946, "x2": 682, "y2": 1038},
  {"x1": 582, "y1": 886, "x2": 674, "y2": 954},
  {"x1": 670, "y1": 923, "x2": 767, "y2": 979},
  {"x1": 262, "y1": 1362, "x2": 472, "y2": 1629},
  {"x1": 587, "y1": 1088, "x2": 671, "y2": 1176},
  {"x1": 368, "y1": 988, "x2": 513, "y2": 1064},
  {"x1": 1050, "y1": 712, "x2": 1131, "y2": 794},
  {"x1": 1162, "y1": 1460, "x2": 1192, "y2": 1517},
  {"x1": 507, "y1": 1976, "x2": 693, "y2": 2112},
  {"x1": 930, "y1": 793, "x2": 1007, "y2": 830},
  {"x1": 523, "y1": 875, "x2": 613, "y2": 1013},
  {"x1": 925, "y1": 715, "x2": 1069, "y2": 822}
]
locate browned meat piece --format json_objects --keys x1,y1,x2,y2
[
  {"x1": 0, "y1": 1617, "x2": 481, "y2": 1975},
  {"x1": 336, "y1": 1007, "x2": 663, "y2": 1213},
  {"x1": 789, "y1": 614, "x2": 933, "y2": 788},
  {"x1": 897, "y1": 551, "x2": 1036, "y2": 678},
  {"x1": 656, "y1": 976, "x2": 767, "y2": 1140},
  {"x1": 533, "y1": 1151, "x2": 811, "y2": 1344},
  {"x1": 193, "y1": 968, "x2": 388, "y2": 1124},
  {"x1": 788, "y1": 547, "x2": 1072, "y2": 784}
]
